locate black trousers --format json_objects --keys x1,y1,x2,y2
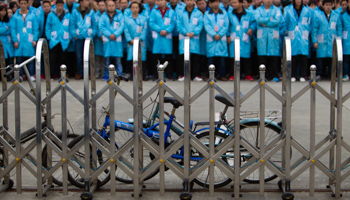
[
  {"x1": 178, "y1": 53, "x2": 200, "y2": 79},
  {"x1": 146, "y1": 51, "x2": 157, "y2": 77},
  {"x1": 50, "y1": 43, "x2": 66, "y2": 77},
  {"x1": 66, "y1": 51, "x2": 76, "y2": 77},
  {"x1": 229, "y1": 57, "x2": 252, "y2": 77},
  {"x1": 199, "y1": 55, "x2": 208, "y2": 77},
  {"x1": 292, "y1": 55, "x2": 308, "y2": 78},
  {"x1": 258, "y1": 56, "x2": 280, "y2": 80},
  {"x1": 316, "y1": 57, "x2": 332, "y2": 78}
]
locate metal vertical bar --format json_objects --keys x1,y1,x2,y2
[
  {"x1": 109, "y1": 65, "x2": 116, "y2": 196},
  {"x1": 233, "y1": 38, "x2": 241, "y2": 198},
  {"x1": 158, "y1": 64, "x2": 165, "y2": 196},
  {"x1": 14, "y1": 65, "x2": 21, "y2": 194},
  {"x1": 334, "y1": 37, "x2": 343, "y2": 198},
  {"x1": 310, "y1": 65, "x2": 316, "y2": 197},
  {"x1": 183, "y1": 37, "x2": 191, "y2": 194},
  {"x1": 133, "y1": 38, "x2": 142, "y2": 198},
  {"x1": 60, "y1": 65, "x2": 68, "y2": 195},
  {"x1": 259, "y1": 65, "x2": 265, "y2": 195},
  {"x1": 209, "y1": 64, "x2": 214, "y2": 196}
]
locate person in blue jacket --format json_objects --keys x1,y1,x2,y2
[
  {"x1": 11, "y1": 0, "x2": 39, "y2": 81},
  {"x1": 197, "y1": 0, "x2": 209, "y2": 79},
  {"x1": 124, "y1": 2, "x2": 148, "y2": 79},
  {"x1": 70, "y1": 0, "x2": 97, "y2": 79},
  {"x1": 37, "y1": 1, "x2": 52, "y2": 41},
  {"x1": 248, "y1": 0, "x2": 262, "y2": 78},
  {"x1": 228, "y1": 0, "x2": 257, "y2": 81},
  {"x1": 341, "y1": 0, "x2": 348, "y2": 11},
  {"x1": 220, "y1": 0, "x2": 233, "y2": 12},
  {"x1": 143, "y1": 0, "x2": 158, "y2": 80},
  {"x1": 99, "y1": 0, "x2": 124, "y2": 80},
  {"x1": 94, "y1": 0, "x2": 105, "y2": 79},
  {"x1": 64, "y1": 0, "x2": 79, "y2": 78},
  {"x1": 45, "y1": 0, "x2": 71, "y2": 79},
  {"x1": 284, "y1": 0, "x2": 312, "y2": 82},
  {"x1": 149, "y1": 0, "x2": 175, "y2": 79},
  {"x1": 340, "y1": 2, "x2": 350, "y2": 81},
  {"x1": 254, "y1": 0, "x2": 282, "y2": 82},
  {"x1": 312, "y1": 0, "x2": 342, "y2": 80},
  {"x1": 177, "y1": 0, "x2": 204, "y2": 81},
  {"x1": 204, "y1": 0, "x2": 229, "y2": 81},
  {"x1": 0, "y1": 5, "x2": 14, "y2": 67}
]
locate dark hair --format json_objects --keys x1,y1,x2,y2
[
  {"x1": 247, "y1": 0, "x2": 252, "y2": 3},
  {"x1": 42, "y1": 0, "x2": 51, "y2": 5},
  {"x1": 237, "y1": 0, "x2": 243, "y2": 3},
  {"x1": 18, "y1": 0, "x2": 29, "y2": 3},
  {"x1": 340, "y1": 0, "x2": 347, "y2": 3},
  {"x1": 308, "y1": 0, "x2": 317, "y2": 5},
  {"x1": 129, "y1": 2, "x2": 144, "y2": 13},
  {"x1": 209, "y1": 0, "x2": 220, "y2": 3},
  {"x1": 32, "y1": 0, "x2": 41, "y2": 7},
  {"x1": 323, "y1": 0, "x2": 333, "y2": 5},
  {"x1": 0, "y1": 5, "x2": 9, "y2": 22},
  {"x1": 293, "y1": 0, "x2": 303, "y2": 8},
  {"x1": 56, "y1": 0, "x2": 64, "y2": 4},
  {"x1": 9, "y1": 2, "x2": 18, "y2": 9},
  {"x1": 97, "y1": 0, "x2": 106, "y2": 4}
]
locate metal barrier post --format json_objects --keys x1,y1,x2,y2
[
  {"x1": 209, "y1": 64, "x2": 215, "y2": 196},
  {"x1": 14, "y1": 65, "x2": 21, "y2": 194},
  {"x1": 258, "y1": 65, "x2": 266, "y2": 196},
  {"x1": 108, "y1": 65, "x2": 116, "y2": 196},
  {"x1": 310, "y1": 65, "x2": 316, "y2": 196},
  {"x1": 158, "y1": 64, "x2": 165, "y2": 196}
]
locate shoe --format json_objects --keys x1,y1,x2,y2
[
  {"x1": 219, "y1": 77, "x2": 228, "y2": 81},
  {"x1": 193, "y1": 76, "x2": 203, "y2": 81},
  {"x1": 229, "y1": 76, "x2": 234, "y2": 81},
  {"x1": 291, "y1": 77, "x2": 296, "y2": 82},
  {"x1": 178, "y1": 76, "x2": 184, "y2": 81},
  {"x1": 30, "y1": 76, "x2": 36, "y2": 82},
  {"x1": 75, "y1": 74, "x2": 83, "y2": 80},
  {"x1": 245, "y1": 75, "x2": 253, "y2": 81},
  {"x1": 202, "y1": 76, "x2": 209, "y2": 81},
  {"x1": 123, "y1": 73, "x2": 131, "y2": 81},
  {"x1": 273, "y1": 77, "x2": 280, "y2": 82},
  {"x1": 343, "y1": 75, "x2": 349, "y2": 82},
  {"x1": 102, "y1": 75, "x2": 109, "y2": 81},
  {"x1": 315, "y1": 75, "x2": 321, "y2": 82},
  {"x1": 148, "y1": 75, "x2": 155, "y2": 81},
  {"x1": 299, "y1": 77, "x2": 306, "y2": 82}
]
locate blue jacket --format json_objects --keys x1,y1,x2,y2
[
  {"x1": 144, "y1": 3, "x2": 158, "y2": 51},
  {"x1": 311, "y1": 10, "x2": 342, "y2": 58},
  {"x1": 64, "y1": 2, "x2": 79, "y2": 13},
  {"x1": 70, "y1": 8, "x2": 97, "y2": 39},
  {"x1": 0, "y1": 19, "x2": 14, "y2": 59},
  {"x1": 199, "y1": 7, "x2": 210, "y2": 56},
  {"x1": 11, "y1": 11, "x2": 40, "y2": 57},
  {"x1": 219, "y1": 2, "x2": 232, "y2": 13},
  {"x1": 64, "y1": 2, "x2": 79, "y2": 52},
  {"x1": 204, "y1": 9, "x2": 229, "y2": 57},
  {"x1": 123, "y1": 6, "x2": 149, "y2": 18},
  {"x1": 254, "y1": 5, "x2": 282, "y2": 56},
  {"x1": 94, "y1": 10, "x2": 104, "y2": 56},
  {"x1": 167, "y1": 2, "x2": 185, "y2": 37},
  {"x1": 228, "y1": 9, "x2": 256, "y2": 58},
  {"x1": 177, "y1": 8, "x2": 203, "y2": 55},
  {"x1": 149, "y1": 8, "x2": 175, "y2": 54},
  {"x1": 341, "y1": 9, "x2": 350, "y2": 55},
  {"x1": 284, "y1": 5, "x2": 312, "y2": 56},
  {"x1": 45, "y1": 9, "x2": 71, "y2": 51},
  {"x1": 124, "y1": 15, "x2": 147, "y2": 61},
  {"x1": 99, "y1": 11, "x2": 124, "y2": 57},
  {"x1": 247, "y1": 5, "x2": 259, "y2": 52}
]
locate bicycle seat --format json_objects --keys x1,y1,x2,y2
[
  {"x1": 164, "y1": 97, "x2": 183, "y2": 108},
  {"x1": 215, "y1": 92, "x2": 244, "y2": 107}
]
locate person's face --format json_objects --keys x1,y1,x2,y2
[
  {"x1": 341, "y1": 0, "x2": 347, "y2": 9},
  {"x1": 98, "y1": 1, "x2": 106, "y2": 12},
  {"x1": 318, "y1": 0, "x2": 323, "y2": 6},
  {"x1": 273, "y1": 0, "x2": 281, "y2": 6},
  {"x1": 169, "y1": 0, "x2": 177, "y2": 4},
  {"x1": 28, "y1": 0, "x2": 33, "y2": 5},
  {"x1": 230, "y1": 0, "x2": 241, "y2": 9},
  {"x1": 7, "y1": 9, "x2": 13, "y2": 17},
  {"x1": 0, "y1": 8, "x2": 6, "y2": 18},
  {"x1": 107, "y1": 0, "x2": 116, "y2": 11},
  {"x1": 254, "y1": 0, "x2": 262, "y2": 6},
  {"x1": 130, "y1": 3, "x2": 139, "y2": 14},
  {"x1": 222, "y1": 0, "x2": 229, "y2": 4},
  {"x1": 67, "y1": 0, "x2": 75, "y2": 5},
  {"x1": 323, "y1": 2, "x2": 332, "y2": 11},
  {"x1": 43, "y1": 3, "x2": 51, "y2": 13},
  {"x1": 197, "y1": 0, "x2": 207, "y2": 10},
  {"x1": 19, "y1": 0, "x2": 28, "y2": 10},
  {"x1": 81, "y1": 0, "x2": 91, "y2": 8},
  {"x1": 263, "y1": 0, "x2": 272, "y2": 7},
  {"x1": 211, "y1": 0, "x2": 220, "y2": 8},
  {"x1": 56, "y1": 3, "x2": 64, "y2": 12},
  {"x1": 243, "y1": 0, "x2": 249, "y2": 8},
  {"x1": 294, "y1": 0, "x2": 302, "y2": 6},
  {"x1": 115, "y1": 0, "x2": 120, "y2": 8},
  {"x1": 120, "y1": 0, "x2": 129, "y2": 10},
  {"x1": 157, "y1": 0, "x2": 167, "y2": 7},
  {"x1": 184, "y1": 0, "x2": 195, "y2": 7}
]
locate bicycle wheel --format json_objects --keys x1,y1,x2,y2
[
  {"x1": 192, "y1": 131, "x2": 233, "y2": 188},
  {"x1": 239, "y1": 121, "x2": 288, "y2": 183},
  {"x1": 42, "y1": 133, "x2": 79, "y2": 186},
  {"x1": 66, "y1": 135, "x2": 109, "y2": 188},
  {"x1": 108, "y1": 128, "x2": 159, "y2": 183}
]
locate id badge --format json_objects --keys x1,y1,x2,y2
[
  {"x1": 215, "y1": 26, "x2": 218, "y2": 32},
  {"x1": 23, "y1": 27, "x2": 27, "y2": 33},
  {"x1": 295, "y1": 25, "x2": 299, "y2": 32}
]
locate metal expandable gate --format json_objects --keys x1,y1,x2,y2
[{"x1": 0, "y1": 36, "x2": 350, "y2": 199}]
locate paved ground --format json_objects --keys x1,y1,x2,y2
[{"x1": 1, "y1": 78, "x2": 350, "y2": 199}]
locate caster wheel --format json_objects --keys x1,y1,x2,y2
[
  {"x1": 2, "y1": 179, "x2": 14, "y2": 190},
  {"x1": 179, "y1": 192, "x2": 192, "y2": 200},
  {"x1": 281, "y1": 192, "x2": 294, "y2": 200},
  {"x1": 80, "y1": 191, "x2": 93, "y2": 200},
  {"x1": 278, "y1": 180, "x2": 283, "y2": 191}
]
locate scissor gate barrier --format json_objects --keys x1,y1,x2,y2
[{"x1": 0, "y1": 36, "x2": 349, "y2": 200}]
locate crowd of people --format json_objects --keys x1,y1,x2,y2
[{"x1": 0, "y1": 0, "x2": 349, "y2": 82}]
